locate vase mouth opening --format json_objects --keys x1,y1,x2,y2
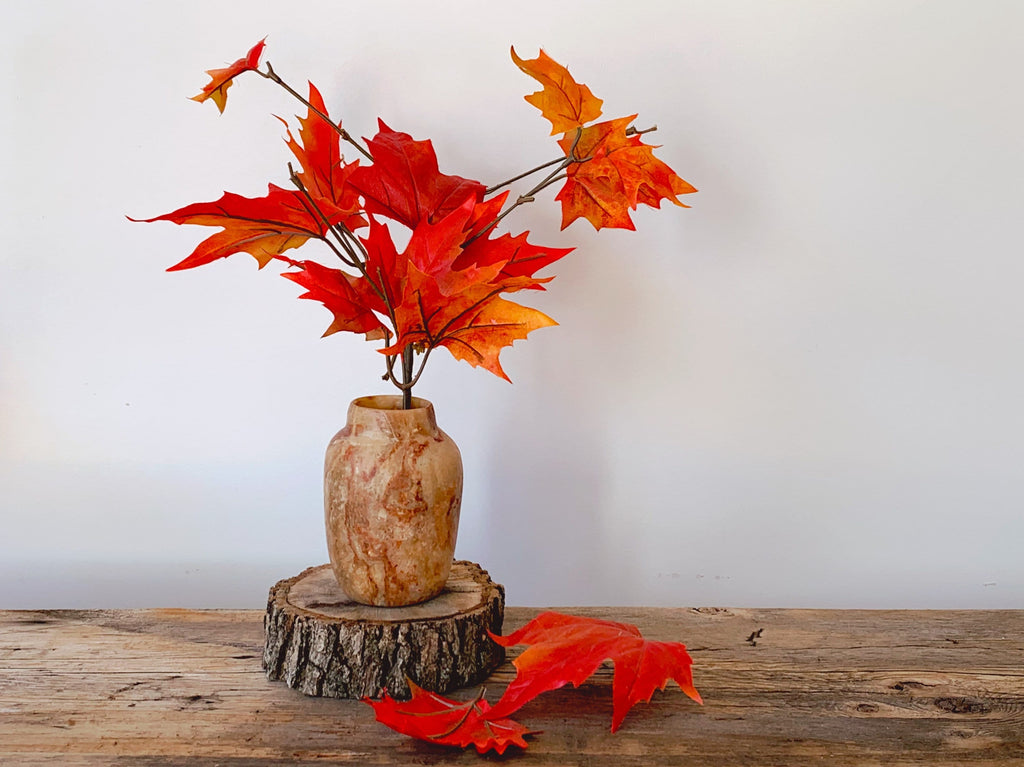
[{"x1": 351, "y1": 394, "x2": 432, "y2": 412}]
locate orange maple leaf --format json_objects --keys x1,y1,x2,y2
[
  {"x1": 191, "y1": 39, "x2": 266, "y2": 113},
  {"x1": 435, "y1": 291, "x2": 556, "y2": 381},
  {"x1": 131, "y1": 185, "x2": 326, "y2": 271},
  {"x1": 380, "y1": 258, "x2": 555, "y2": 382},
  {"x1": 557, "y1": 116, "x2": 697, "y2": 230},
  {"x1": 511, "y1": 47, "x2": 603, "y2": 135}
]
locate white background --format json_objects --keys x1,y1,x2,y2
[{"x1": 2, "y1": 1, "x2": 1022, "y2": 608}]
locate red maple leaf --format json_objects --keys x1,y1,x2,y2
[
  {"x1": 191, "y1": 39, "x2": 266, "y2": 113},
  {"x1": 362, "y1": 205, "x2": 557, "y2": 381},
  {"x1": 488, "y1": 612, "x2": 702, "y2": 732},
  {"x1": 279, "y1": 83, "x2": 365, "y2": 232},
  {"x1": 456, "y1": 228, "x2": 572, "y2": 289},
  {"x1": 348, "y1": 121, "x2": 486, "y2": 229},
  {"x1": 364, "y1": 611, "x2": 701, "y2": 752},
  {"x1": 431, "y1": 290, "x2": 556, "y2": 380},
  {"x1": 279, "y1": 259, "x2": 384, "y2": 337},
  {"x1": 130, "y1": 185, "x2": 327, "y2": 271},
  {"x1": 136, "y1": 83, "x2": 371, "y2": 273},
  {"x1": 557, "y1": 116, "x2": 697, "y2": 231},
  {"x1": 366, "y1": 680, "x2": 535, "y2": 755}
]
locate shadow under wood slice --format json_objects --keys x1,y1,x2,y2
[{"x1": 262, "y1": 560, "x2": 505, "y2": 699}]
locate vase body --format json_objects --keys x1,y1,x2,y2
[{"x1": 324, "y1": 395, "x2": 463, "y2": 607}]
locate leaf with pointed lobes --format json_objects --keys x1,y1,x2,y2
[
  {"x1": 279, "y1": 83, "x2": 366, "y2": 232},
  {"x1": 191, "y1": 38, "x2": 266, "y2": 113},
  {"x1": 130, "y1": 185, "x2": 328, "y2": 271},
  {"x1": 379, "y1": 259, "x2": 554, "y2": 382},
  {"x1": 457, "y1": 228, "x2": 573, "y2": 290},
  {"x1": 558, "y1": 116, "x2": 697, "y2": 228},
  {"x1": 365, "y1": 680, "x2": 535, "y2": 755},
  {"x1": 347, "y1": 121, "x2": 486, "y2": 229},
  {"x1": 511, "y1": 47, "x2": 603, "y2": 135},
  {"x1": 436, "y1": 292, "x2": 556, "y2": 381},
  {"x1": 363, "y1": 202, "x2": 556, "y2": 381},
  {"x1": 462, "y1": 190, "x2": 509, "y2": 240},
  {"x1": 279, "y1": 259, "x2": 384, "y2": 338},
  {"x1": 557, "y1": 116, "x2": 697, "y2": 231},
  {"x1": 487, "y1": 612, "x2": 702, "y2": 732},
  {"x1": 453, "y1": 192, "x2": 573, "y2": 289}
]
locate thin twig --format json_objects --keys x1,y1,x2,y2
[
  {"x1": 625, "y1": 124, "x2": 658, "y2": 137},
  {"x1": 406, "y1": 346, "x2": 434, "y2": 389},
  {"x1": 401, "y1": 345, "x2": 414, "y2": 408},
  {"x1": 288, "y1": 164, "x2": 362, "y2": 268},
  {"x1": 287, "y1": 166, "x2": 413, "y2": 393},
  {"x1": 258, "y1": 62, "x2": 373, "y2": 161},
  {"x1": 464, "y1": 128, "x2": 588, "y2": 247},
  {"x1": 485, "y1": 156, "x2": 564, "y2": 195}
]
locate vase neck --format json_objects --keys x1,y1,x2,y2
[{"x1": 346, "y1": 395, "x2": 438, "y2": 438}]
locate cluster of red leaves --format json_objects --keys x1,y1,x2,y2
[
  {"x1": 366, "y1": 611, "x2": 702, "y2": 755},
  {"x1": 135, "y1": 40, "x2": 693, "y2": 383}
]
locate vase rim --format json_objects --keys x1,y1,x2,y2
[{"x1": 351, "y1": 394, "x2": 433, "y2": 412}]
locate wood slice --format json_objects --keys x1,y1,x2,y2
[{"x1": 262, "y1": 560, "x2": 505, "y2": 699}]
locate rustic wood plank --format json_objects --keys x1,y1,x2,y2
[{"x1": 1, "y1": 607, "x2": 1022, "y2": 765}]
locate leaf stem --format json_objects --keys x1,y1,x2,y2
[
  {"x1": 258, "y1": 62, "x2": 373, "y2": 162},
  {"x1": 288, "y1": 164, "x2": 362, "y2": 269},
  {"x1": 287, "y1": 167, "x2": 415, "y2": 394},
  {"x1": 485, "y1": 156, "x2": 564, "y2": 195},
  {"x1": 626, "y1": 124, "x2": 658, "y2": 137},
  {"x1": 401, "y1": 345, "x2": 414, "y2": 408},
  {"x1": 465, "y1": 128, "x2": 586, "y2": 247}
]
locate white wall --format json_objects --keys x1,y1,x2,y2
[{"x1": 2, "y1": 1, "x2": 1022, "y2": 608}]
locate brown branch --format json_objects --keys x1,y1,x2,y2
[
  {"x1": 465, "y1": 128, "x2": 586, "y2": 247},
  {"x1": 288, "y1": 164, "x2": 362, "y2": 269},
  {"x1": 485, "y1": 156, "x2": 564, "y2": 195},
  {"x1": 287, "y1": 166, "x2": 413, "y2": 395},
  {"x1": 625, "y1": 124, "x2": 658, "y2": 137},
  {"x1": 258, "y1": 62, "x2": 373, "y2": 162}
]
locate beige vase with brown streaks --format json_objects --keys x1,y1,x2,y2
[{"x1": 324, "y1": 395, "x2": 463, "y2": 607}]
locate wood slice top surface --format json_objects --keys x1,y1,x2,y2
[{"x1": 283, "y1": 561, "x2": 488, "y2": 621}]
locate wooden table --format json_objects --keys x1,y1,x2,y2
[{"x1": 1, "y1": 607, "x2": 1022, "y2": 765}]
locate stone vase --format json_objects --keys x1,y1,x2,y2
[{"x1": 324, "y1": 395, "x2": 463, "y2": 607}]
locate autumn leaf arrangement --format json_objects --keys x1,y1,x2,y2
[
  {"x1": 134, "y1": 39, "x2": 696, "y2": 407},
  {"x1": 135, "y1": 40, "x2": 701, "y2": 754}
]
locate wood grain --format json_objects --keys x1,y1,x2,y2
[{"x1": 1, "y1": 607, "x2": 1022, "y2": 765}]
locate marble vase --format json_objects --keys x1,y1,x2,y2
[{"x1": 324, "y1": 395, "x2": 463, "y2": 607}]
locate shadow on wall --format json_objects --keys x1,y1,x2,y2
[
  {"x1": 472, "y1": 234, "x2": 661, "y2": 605},
  {"x1": 481, "y1": 383, "x2": 616, "y2": 605}
]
